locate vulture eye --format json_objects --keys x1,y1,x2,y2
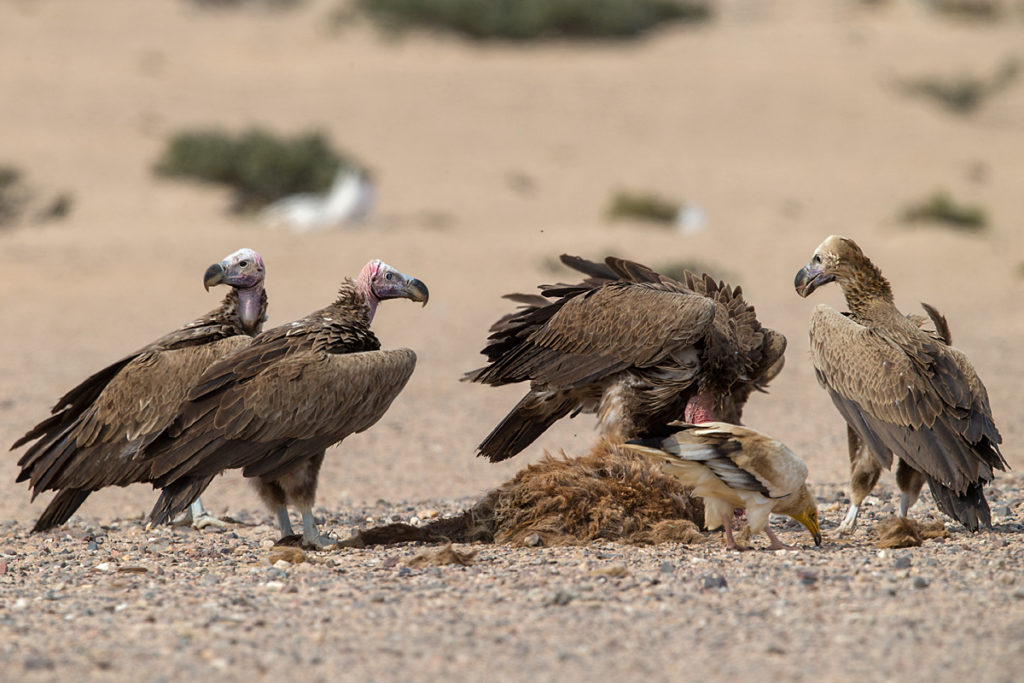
[
  {"x1": 238, "y1": 260, "x2": 249, "y2": 268},
  {"x1": 812, "y1": 254, "x2": 821, "y2": 265},
  {"x1": 385, "y1": 272, "x2": 393, "y2": 281}
]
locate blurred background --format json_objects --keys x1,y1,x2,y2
[{"x1": 1, "y1": 0, "x2": 1022, "y2": 525}]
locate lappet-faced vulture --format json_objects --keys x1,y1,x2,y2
[
  {"x1": 13, "y1": 248, "x2": 268, "y2": 532},
  {"x1": 795, "y1": 235, "x2": 1006, "y2": 531},
  {"x1": 624, "y1": 422, "x2": 821, "y2": 549},
  {"x1": 464, "y1": 255, "x2": 787, "y2": 462},
  {"x1": 143, "y1": 259, "x2": 428, "y2": 548}
]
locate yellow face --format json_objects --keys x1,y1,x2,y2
[{"x1": 790, "y1": 506, "x2": 822, "y2": 546}]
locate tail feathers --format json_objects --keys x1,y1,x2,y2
[
  {"x1": 149, "y1": 477, "x2": 213, "y2": 526},
  {"x1": 32, "y1": 488, "x2": 92, "y2": 532},
  {"x1": 927, "y1": 477, "x2": 991, "y2": 531},
  {"x1": 478, "y1": 393, "x2": 576, "y2": 463}
]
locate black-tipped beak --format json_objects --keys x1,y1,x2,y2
[
  {"x1": 204, "y1": 262, "x2": 225, "y2": 291},
  {"x1": 794, "y1": 262, "x2": 832, "y2": 298},
  {"x1": 407, "y1": 278, "x2": 429, "y2": 306}
]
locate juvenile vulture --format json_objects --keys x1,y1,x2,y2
[
  {"x1": 624, "y1": 422, "x2": 821, "y2": 550},
  {"x1": 143, "y1": 259, "x2": 428, "y2": 548},
  {"x1": 464, "y1": 254, "x2": 786, "y2": 462},
  {"x1": 13, "y1": 248, "x2": 268, "y2": 532},
  {"x1": 795, "y1": 235, "x2": 1006, "y2": 532}
]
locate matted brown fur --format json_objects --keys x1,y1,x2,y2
[
  {"x1": 874, "y1": 516, "x2": 949, "y2": 548},
  {"x1": 341, "y1": 439, "x2": 704, "y2": 548}
]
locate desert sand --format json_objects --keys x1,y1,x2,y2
[{"x1": 0, "y1": 0, "x2": 1022, "y2": 680}]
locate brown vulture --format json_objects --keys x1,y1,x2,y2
[
  {"x1": 624, "y1": 422, "x2": 821, "y2": 550},
  {"x1": 143, "y1": 259, "x2": 428, "y2": 548},
  {"x1": 13, "y1": 248, "x2": 268, "y2": 532},
  {"x1": 464, "y1": 254, "x2": 787, "y2": 462},
  {"x1": 794, "y1": 235, "x2": 1006, "y2": 532}
]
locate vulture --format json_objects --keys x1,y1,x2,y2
[
  {"x1": 142, "y1": 259, "x2": 428, "y2": 548},
  {"x1": 794, "y1": 235, "x2": 1006, "y2": 532},
  {"x1": 464, "y1": 254, "x2": 787, "y2": 462},
  {"x1": 13, "y1": 248, "x2": 268, "y2": 532},
  {"x1": 624, "y1": 422, "x2": 821, "y2": 550}
]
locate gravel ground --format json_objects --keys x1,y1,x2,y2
[
  {"x1": 3, "y1": 477, "x2": 1022, "y2": 683},
  {"x1": 2, "y1": 1, "x2": 1023, "y2": 681}
]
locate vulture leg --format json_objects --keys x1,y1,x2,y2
[
  {"x1": 838, "y1": 426, "x2": 882, "y2": 535},
  {"x1": 171, "y1": 498, "x2": 231, "y2": 529},
  {"x1": 764, "y1": 525, "x2": 796, "y2": 551},
  {"x1": 276, "y1": 507, "x2": 294, "y2": 537},
  {"x1": 299, "y1": 507, "x2": 335, "y2": 549},
  {"x1": 721, "y1": 512, "x2": 741, "y2": 551},
  {"x1": 252, "y1": 480, "x2": 295, "y2": 537},
  {"x1": 895, "y1": 460, "x2": 926, "y2": 518}
]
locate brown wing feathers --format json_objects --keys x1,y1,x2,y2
[
  {"x1": 466, "y1": 255, "x2": 785, "y2": 462},
  {"x1": 797, "y1": 236, "x2": 1006, "y2": 530}
]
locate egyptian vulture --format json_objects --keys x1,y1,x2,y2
[
  {"x1": 13, "y1": 248, "x2": 268, "y2": 531},
  {"x1": 143, "y1": 259, "x2": 428, "y2": 548},
  {"x1": 624, "y1": 422, "x2": 821, "y2": 549},
  {"x1": 794, "y1": 235, "x2": 1006, "y2": 532},
  {"x1": 464, "y1": 254, "x2": 786, "y2": 462}
]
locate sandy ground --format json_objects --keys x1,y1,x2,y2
[{"x1": 1, "y1": 0, "x2": 1022, "y2": 680}]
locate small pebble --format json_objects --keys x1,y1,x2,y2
[
  {"x1": 703, "y1": 574, "x2": 728, "y2": 591},
  {"x1": 913, "y1": 576, "x2": 930, "y2": 589},
  {"x1": 893, "y1": 555, "x2": 912, "y2": 569},
  {"x1": 524, "y1": 534, "x2": 543, "y2": 547}
]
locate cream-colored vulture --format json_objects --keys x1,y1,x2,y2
[
  {"x1": 624, "y1": 422, "x2": 821, "y2": 549},
  {"x1": 465, "y1": 255, "x2": 786, "y2": 462},
  {"x1": 143, "y1": 259, "x2": 428, "y2": 548},
  {"x1": 795, "y1": 235, "x2": 1006, "y2": 532},
  {"x1": 13, "y1": 248, "x2": 268, "y2": 532}
]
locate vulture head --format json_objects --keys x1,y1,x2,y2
[
  {"x1": 356, "y1": 259, "x2": 429, "y2": 319},
  {"x1": 793, "y1": 234, "x2": 861, "y2": 297},
  {"x1": 776, "y1": 485, "x2": 822, "y2": 546},
  {"x1": 204, "y1": 248, "x2": 265, "y2": 291},
  {"x1": 204, "y1": 248, "x2": 266, "y2": 334}
]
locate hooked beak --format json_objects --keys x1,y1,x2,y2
[
  {"x1": 792, "y1": 510, "x2": 822, "y2": 546},
  {"x1": 204, "y1": 262, "x2": 225, "y2": 291},
  {"x1": 794, "y1": 262, "x2": 833, "y2": 298},
  {"x1": 376, "y1": 267, "x2": 429, "y2": 306}
]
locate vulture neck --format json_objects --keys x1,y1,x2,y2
[
  {"x1": 234, "y1": 285, "x2": 267, "y2": 335},
  {"x1": 337, "y1": 279, "x2": 376, "y2": 324},
  {"x1": 838, "y1": 254, "x2": 894, "y2": 320},
  {"x1": 354, "y1": 272, "x2": 380, "y2": 322}
]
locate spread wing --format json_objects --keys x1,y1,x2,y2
[{"x1": 809, "y1": 303, "x2": 1004, "y2": 491}]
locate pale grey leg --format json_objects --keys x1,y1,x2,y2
[
  {"x1": 300, "y1": 507, "x2": 335, "y2": 549},
  {"x1": 171, "y1": 498, "x2": 229, "y2": 529},
  {"x1": 276, "y1": 507, "x2": 294, "y2": 537},
  {"x1": 838, "y1": 504, "x2": 861, "y2": 535}
]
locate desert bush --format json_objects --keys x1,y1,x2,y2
[
  {"x1": 901, "y1": 58, "x2": 1019, "y2": 114},
  {"x1": 351, "y1": 0, "x2": 711, "y2": 41},
  {"x1": 925, "y1": 0, "x2": 1006, "y2": 21},
  {"x1": 901, "y1": 190, "x2": 988, "y2": 231},
  {"x1": 0, "y1": 166, "x2": 29, "y2": 227},
  {"x1": 155, "y1": 129, "x2": 359, "y2": 211},
  {"x1": 657, "y1": 259, "x2": 733, "y2": 284},
  {"x1": 606, "y1": 189, "x2": 679, "y2": 224}
]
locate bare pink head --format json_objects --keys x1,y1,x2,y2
[
  {"x1": 355, "y1": 259, "x2": 429, "y2": 320},
  {"x1": 204, "y1": 247, "x2": 266, "y2": 334}
]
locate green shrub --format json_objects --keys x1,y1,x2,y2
[
  {"x1": 0, "y1": 166, "x2": 30, "y2": 228},
  {"x1": 351, "y1": 0, "x2": 711, "y2": 41},
  {"x1": 155, "y1": 129, "x2": 359, "y2": 211},
  {"x1": 901, "y1": 58, "x2": 1019, "y2": 114},
  {"x1": 901, "y1": 190, "x2": 988, "y2": 231},
  {"x1": 606, "y1": 189, "x2": 679, "y2": 224},
  {"x1": 926, "y1": 0, "x2": 1004, "y2": 21}
]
